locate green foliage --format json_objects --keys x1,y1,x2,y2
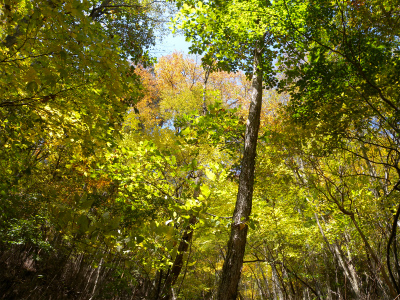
[
  {"x1": 270, "y1": 0, "x2": 400, "y2": 145},
  {"x1": 174, "y1": 0, "x2": 277, "y2": 84},
  {"x1": 2, "y1": 0, "x2": 400, "y2": 298}
]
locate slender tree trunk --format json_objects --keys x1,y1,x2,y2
[
  {"x1": 349, "y1": 214, "x2": 397, "y2": 298},
  {"x1": 271, "y1": 269, "x2": 279, "y2": 300},
  {"x1": 315, "y1": 214, "x2": 363, "y2": 298},
  {"x1": 282, "y1": 263, "x2": 295, "y2": 300},
  {"x1": 324, "y1": 250, "x2": 333, "y2": 300},
  {"x1": 160, "y1": 214, "x2": 197, "y2": 300},
  {"x1": 250, "y1": 265, "x2": 267, "y2": 299},
  {"x1": 160, "y1": 179, "x2": 202, "y2": 299},
  {"x1": 271, "y1": 261, "x2": 284, "y2": 300},
  {"x1": 387, "y1": 188, "x2": 400, "y2": 295},
  {"x1": 259, "y1": 263, "x2": 273, "y2": 300},
  {"x1": 216, "y1": 40, "x2": 264, "y2": 300},
  {"x1": 89, "y1": 257, "x2": 103, "y2": 300}
]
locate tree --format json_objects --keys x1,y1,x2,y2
[
  {"x1": 0, "y1": 0, "x2": 164, "y2": 298},
  {"x1": 122, "y1": 53, "x2": 253, "y2": 299},
  {"x1": 267, "y1": 0, "x2": 400, "y2": 295},
  {"x1": 130, "y1": 52, "x2": 249, "y2": 134},
  {"x1": 175, "y1": 0, "x2": 277, "y2": 298},
  {"x1": 0, "y1": 0, "x2": 157, "y2": 200}
]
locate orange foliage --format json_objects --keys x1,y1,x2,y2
[{"x1": 133, "y1": 52, "x2": 254, "y2": 131}]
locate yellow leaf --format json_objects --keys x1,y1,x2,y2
[{"x1": 205, "y1": 169, "x2": 216, "y2": 181}]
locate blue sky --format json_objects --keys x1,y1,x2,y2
[{"x1": 150, "y1": 33, "x2": 192, "y2": 58}]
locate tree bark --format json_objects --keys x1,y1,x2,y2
[
  {"x1": 349, "y1": 214, "x2": 398, "y2": 298},
  {"x1": 259, "y1": 263, "x2": 273, "y2": 300},
  {"x1": 216, "y1": 40, "x2": 264, "y2": 300},
  {"x1": 160, "y1": 214, "x2": 197, "y2": 300},
  {"x1": 271, "y1": 261, "x2": 285, "y2": 300},
  {"x1": 249, "y1": 264, "x2": 268, "y2": 300},
  {"x1": 160, "y1": 178, "x2": 202, "y2": 300},
  {"x1": 315, "y1": 213, "x2": 363, "y2": 298}
]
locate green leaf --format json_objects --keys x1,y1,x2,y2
[
  {"x1": 77, "y1": 215, "x2": 89, "y2": 232},
  {"x1": 26, "y1": 81, "x2": 38, "y2": 93},
  {"x1": 58, "y1": 68, "x2": 68, "y2": 79},
  {"x1": 59, "y1": 50, "x2": 67, "y2": 61}
]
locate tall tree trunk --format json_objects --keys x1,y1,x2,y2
[
  {"x1": 160, "y1": 214, "x2": 197, "y2": 300},
  {"x1": 323, "y1": 250, "x2": 333, "y2": 300},
  {"x1": 315, "y1": 213, "x2": 363, "y2": 298},
  {"x1": 249, "y1": 264, "x2": 268, "y2": 300},
  {"x1": 216, "y1": 41, "x2": 264, "y2": 300},
  {"x1": 349, "y1": 214, "x2": 397, "y2": 298},
  {"x1": 89, "y1": 257, "x2": 103, "y2": 300},
  {"x1": 160, "y1": 178, "x2": 202, "y2": 299},
  {"x1": 259, "y1": 263, "x2": 273, "y2": 300},
  {"x1": 271, "y1": 261, "x2": 285, "y2": 300}
]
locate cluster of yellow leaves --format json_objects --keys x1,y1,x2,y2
[{"x1": 130, "y1": 52, "x2": 253, "y2": 134}]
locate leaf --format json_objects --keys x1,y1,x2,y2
[
  {"x1": 80, "y1": 196, "x2": 94, "y2": 210},
  {"x1": 248, "y1": 219, "x2": 255, "y2": 230},
  {"x1": 26, "y1": 81, "x2": 38, "y2": 93},
  {"x1": 77, "y1": 215, "x2": 89, "y2": 232},
  {"x1": 58, "y1": 68, "x2": 68, "y2": 79},
  {"x1": 200, "y1": 184, "x2": 211, "y2": 198},
  {"x1": 110, "y1": 217, "x2": 120, "y2": 230},
  {"x1": 59, "y1": 50, "x2": 67, "y2": 61},
  {"x1": 205, "y1": 169, "x2": 216, "y2": 181}
]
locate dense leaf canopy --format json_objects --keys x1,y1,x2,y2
[{"x1": 1, "y1": 0, "x2": 400, "y2": 299}]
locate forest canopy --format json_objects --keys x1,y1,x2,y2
[{"x1": 1, "y1": 0, "x2": 400, "y2": 299}]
